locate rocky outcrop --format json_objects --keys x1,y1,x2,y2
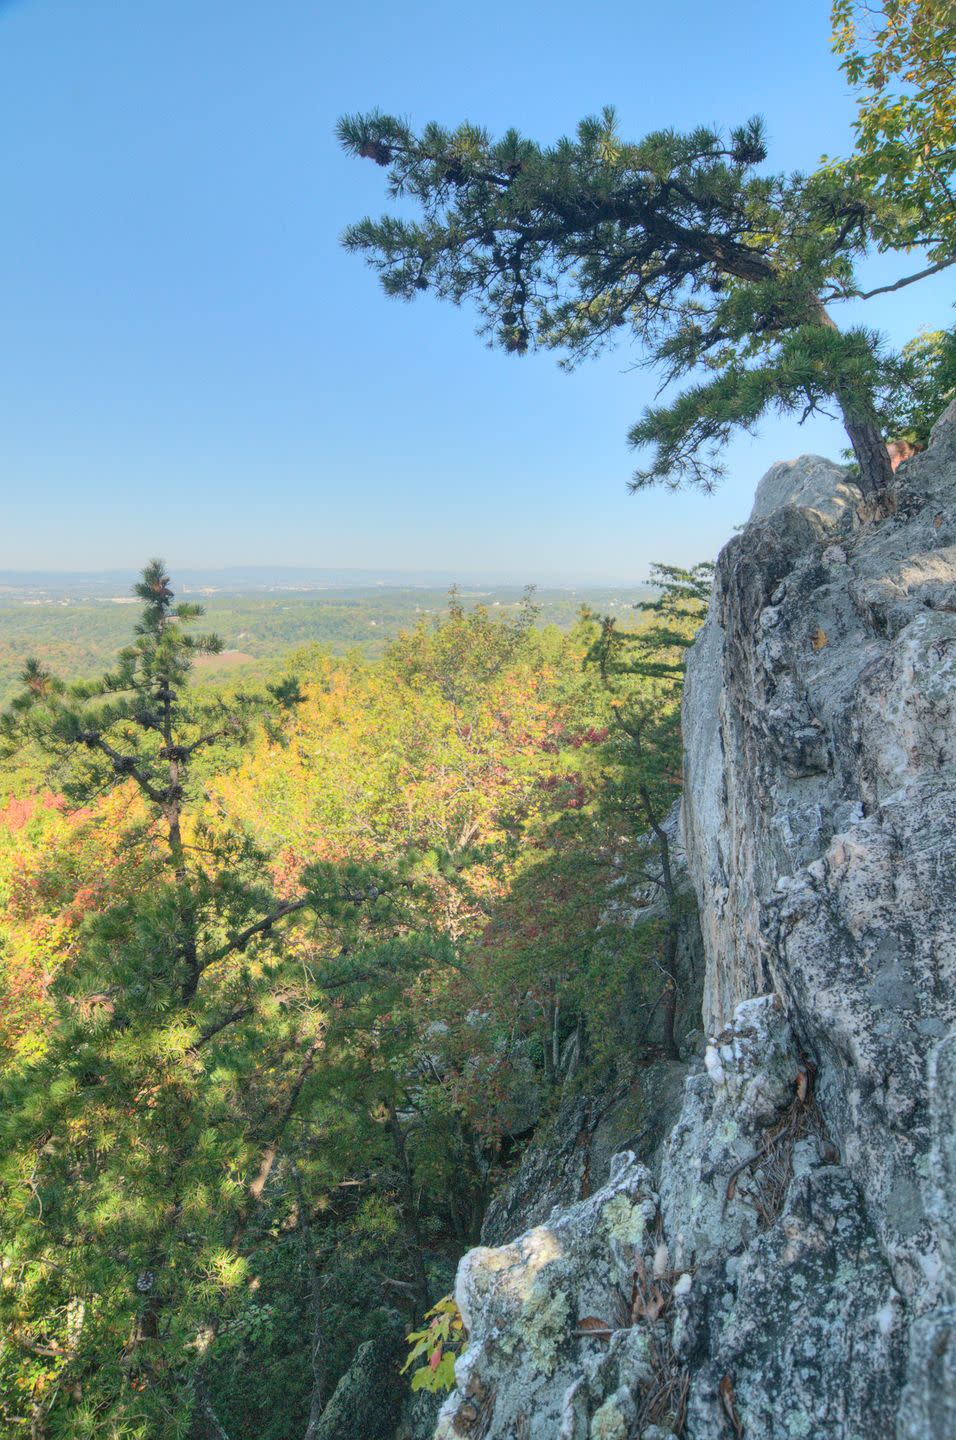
[
  {"x1": 431, "y1": 402, "x2": 956, "y2": 1439},
  {"x1": 313, "y1": 1331, "x2": 406, "y2": 1440},
  {"x1": 682, "y1": 404, "x2": 956, "y2": 1328},
  {"x1": 434, "y1": 997, "x2": 906, "y2": 1439},
  {"x1": 479, "y1": 1062, "x2": 690, "y2": 1249},
  {"x1": 314, "y1": 1327, "x2": 441, "y2": 1440}
]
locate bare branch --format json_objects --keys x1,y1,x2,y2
[{"x1": 842, "y1": 255, "x2": 956, "y2": 301}]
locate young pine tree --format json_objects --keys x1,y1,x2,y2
[
  {"x1": 0, "y1": 562, "x2": 391, "y2": 1439},
  {"x1": 585, "y1": 564, "x2": 712, "y2": 1058}
]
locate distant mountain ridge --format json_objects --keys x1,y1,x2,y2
[{"x1": 0, "y1": 565, "x2": 649, "y2": 596}]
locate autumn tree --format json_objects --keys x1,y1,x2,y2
[
  {"x1": 387, "y1": 585, "x2": 538, "y2": 732},
  {"x1": 883, "y1": 325, "x2": 956, "y2": 444},
  {"x1": 0, "y1": 575, "x2": 714, "y2": 1435}
]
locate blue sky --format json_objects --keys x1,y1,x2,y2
[{"x1": 0, "y1": 0, "x2": 951, "y2": 583}]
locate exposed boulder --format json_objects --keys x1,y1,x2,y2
[
  {"x1": 480, "y1": 1063, "x2": 689, "y2": 1249},
  {"x1": 434, "y1": 1150, "x2": 664, "y2": 1440},
  {"x1": 749, "y1": 453, "x2": 863, "y2": 525},
  {"x1": 313, "y1": 1330, "x2": 406, "y2": 1440}
]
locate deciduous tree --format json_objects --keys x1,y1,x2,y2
[{"x1": 831, "y1": 0, "x2": 956, "y2": 258}]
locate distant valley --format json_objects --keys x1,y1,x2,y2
[{"x1": 0, "y1": 574, "x2": 653, "y2": 707}]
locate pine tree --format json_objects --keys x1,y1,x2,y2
[
  {"x1": 0, "y1": 562, "x2": 391, "y2": 1438},
  {"x1": 337, "y1": 104, "x2": 952, "y2": 498},
  {"x1": 2, "y1": 559, "x2": 315, "y2": 1000},
  {"x1": 585, "y1": 564, "x2": 711, "y2": 1057}
]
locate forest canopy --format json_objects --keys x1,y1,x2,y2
[{"x1": 0, "y1": 564, "x2": 705, "y2": 1437}]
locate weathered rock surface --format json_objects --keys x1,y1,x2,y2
[
  {"x1": 436, "y1": 1150, "x2": 663, "y2": 1440},
  {"x1": 314, "y1": 1330, "x2": 406, "y2": 1440},
  {"x1": 314, "y1": 1326, "x2": 441, "y2": 1440},
  {"x1": 682, "y1": 408, "x2": 956, "y2": 1322},
  {"x1": 436, "y1": 998, "x2": 905, "y2": 1439},
  {"x1": 431, "y1": 405, "x2": 956, "y2": 1438},
  {"x1": 480, "y1": 1063, "x2": 689, "y2": 1249},
  {"x1": 662, "y1": 997, "x2": 905, "y2": 1439}
]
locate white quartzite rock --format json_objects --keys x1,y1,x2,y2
[
  {"x1": 435, "y1": 1152, "x2": 662, "y2": 1440},
  {"x1": 434, "y1": 999, "x2": 903, "y2": 1439}
]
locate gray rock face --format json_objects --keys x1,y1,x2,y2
[
  {"x1": 683, "y1": 413, "x2": 956, "y2": 1309},
  {"x1": 480, "y1": 1063, "x2": 690, "y2": 1250},
  {"x1": 661, "y1": 997, "x2": 905, "y2": 1440},
  {"x1": 314, "y1": 1331, "x2": 406, "y2": 1440},
  {"x1": 749, "y1": 453, "x2": 863, "y2": 525},
  {"x1": 432, "y1": 998, "x2": 905, "y2": 1439},
  {"x1": 429, "y1": 408, "x2": 956, "y2": 1439},
  {"x1": 681, "y1": 413, "x2": 956, "y2": 1431},
  {"x1": 435, "y1": 1150, "x2": 665, "y2": 1440}
]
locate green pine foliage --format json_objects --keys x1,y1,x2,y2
[
  {"x1": 583, "y1": 565, "x2": 711, "y2": 1059},
  {"x1": 338, "y1": 77, "x2": 953, "y2": 497},
  {"x1": 0, "y1": 565, "x2": 410, "y2": 1436}
]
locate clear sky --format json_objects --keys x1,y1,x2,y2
[{"x1": 0, "y1": 0, "x2": 951, "y2": 583}]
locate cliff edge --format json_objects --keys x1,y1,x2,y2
[{"x1": 432, "y1": 402, "x2": 956, "y2": 1440}]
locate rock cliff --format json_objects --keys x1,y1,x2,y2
[{"x1": 432, "y1": 402, "x2": 956, "y2": 1439}]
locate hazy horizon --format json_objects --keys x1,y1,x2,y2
[{"x1": 0, "y1": 562, "x2": 661, "y2": 592}]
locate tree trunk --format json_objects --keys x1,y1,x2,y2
[
  {"x1": 660, "y1": 936, "x2": 680, "y2": 1062},
  {"x1": 292, "y1": 1165, "x2": 327, "y2": 1440},
  {"x1": 705, "y1": 256, "x2": 894, "y2": 502},
  {"x1": 837, "y1": 395, "x2": 895, "y2": 498},
  {"x1": 810, "y1": 298, "x2": 894, "y2": 499},
  {"x1": 635, "y1": 783, "x2": 681, "y2": 1060},
  {"x1": 385, "y1": 1100, "x2": 430, "y2": 1314}
]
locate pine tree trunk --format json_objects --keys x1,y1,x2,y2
[
  {"x1": 837, "y1": 395, "x2": 895, "y2": 499},
  {"x1": 660, "y1": 923, "x2": 680, "y2": 1062},
  {"x1": 386, "y1": 1100, "x2": 430, "y2": 1314},
  {"x1": 810, "y1": 298, "x2": 894, "y2": 499}
]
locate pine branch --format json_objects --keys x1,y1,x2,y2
[
  {"x1": 187, "y1": 1006, "x2": 256, "y2": 1054},
  {"x1": 77, "y1": 731, "x2": 169, "y2": 805},
  {"x1": 843, "y1": 255, "x2": 956, "y2": 300}
]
